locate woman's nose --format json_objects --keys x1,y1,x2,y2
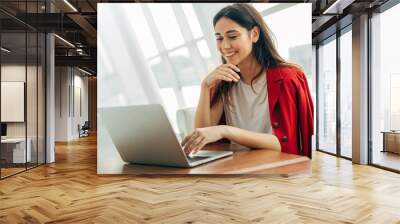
[{"x1": 221, "y1": 39, "x2": 231, "y2": 49}]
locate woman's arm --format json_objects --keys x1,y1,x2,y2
[
  {"x1": 194, "y1": 64, "x2": 240, "y2": 128},
  {"x1": 181, "y1": 125, "x2": 281, "y2": 155},
  {"x1": 194, "y1": 83, "x2": 224, "y2": 128},
  {"x1": 221, "y1": 125, "x2": 281, "y2": 151}
]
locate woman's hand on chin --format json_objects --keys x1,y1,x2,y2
[
  {"x1": 181, "y1": 125, "x2": 227, "y2": 156},
  {"x1": 201, "y1": 64, "x2": 240, "y2": 89}
]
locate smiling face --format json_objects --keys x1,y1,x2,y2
[{"x1": 214, "y1": 17, "x2": 259, "y2": 65}]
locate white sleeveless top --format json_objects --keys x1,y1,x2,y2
[{"x1": 223, "y1": 72, "x2": 272, "y2": 135}]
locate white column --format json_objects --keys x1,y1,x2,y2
[
  {"x1": 46, "y1": 32, "x2": 55, "y2": 163},
  {"x1": 352, "y1": 14, "x2": 369, "y2": 164}
]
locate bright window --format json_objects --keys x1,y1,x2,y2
[
  {"x1": 340, "y1": 28, "x2": 352, "y2": 158},
  {"x1": 371, "y1": 3, "x2": 400, "y2": 170},
  {"x1": 318, "y1": 36, "x2": 337, "y2": 154},
  {"x1": 148, "y1": 3, "x2": 185, "y2": 50}
]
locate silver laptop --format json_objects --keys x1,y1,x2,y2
[{"x1": 99, "y1": 104, "x2": 232, "y2": 168}]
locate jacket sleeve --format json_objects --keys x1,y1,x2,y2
[{"x1": 296, "y1": 71, "x2": 314, "y2": 158}]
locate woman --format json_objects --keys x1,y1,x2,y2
[{"x1": 181, "y1": 3, "x2": 314, "y2": 158}]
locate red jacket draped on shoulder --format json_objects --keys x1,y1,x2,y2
[
  {"x1": 266, "y1": 66, "x2": 314, "y2": 158},
  {"x1": 214, "y1": 66, "x2": 314, "y2": 158}
]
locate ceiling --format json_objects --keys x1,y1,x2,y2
[{"x1": 0, "y1": 0, "x2": 392, "y2": 75}]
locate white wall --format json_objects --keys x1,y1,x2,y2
[
  {"x1": 72, "y1": 73, "x2": 89, "y2": 138},
  {"x1": 55, "y1": 66, "x2": 89, "y2": 141}
]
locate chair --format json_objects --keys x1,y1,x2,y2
[
  {"x1": 79, "y1": 121, "x2": 90, "y2": 138},
  {"x1": 176, "y1": 107, "x2": 196, "y2": 140}
]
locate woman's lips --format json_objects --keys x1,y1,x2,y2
[{"x1": 225, "y1": 51, "x2": 237, "y2": 57}]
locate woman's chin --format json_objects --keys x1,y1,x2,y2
[{"x1": 226, "y1": 58, "x2": 241, "y2": 65}]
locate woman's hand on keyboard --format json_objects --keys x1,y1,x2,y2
[{"x1": 181, "y1": 125, "x2": 227, "y2": 156}]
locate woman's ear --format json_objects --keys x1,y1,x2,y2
[{"x1": 251, "y1": 26, "x2": 260, "y2": 43}]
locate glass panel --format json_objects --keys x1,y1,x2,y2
[
  {"x1": 149, "y1": 57, "x2": 174, "y2": 88},
  {"x1": 148, "y1": 3, "x2": 185, "y2": 50},
  {"x1": 340, "y1": 28, "x2": 352, "y2": 158},
  {"x1": 168, "y1": 47, "x2": 200, "y2": 87},
  {"x1": 25, "y1": 0, "x2": 38, "y2": 169},
  {"x1": 196, "y1": 39, "x2": 215, "y2": 71},
  {"x1": 27, "y1": 31, "x2": 38, "y2": 169},
  {"x1": 1, "y1": 31, "x2": 27, "y2": 177},
  {"x1": 318, "y1": 36, "x2": 337, "y2": 154},
  {"x1": 123, "y1": 5, "x2": 158, "y2": 58},
  {"x1": 181, "y1": 3, "x2": 203, "y2": 39},
  {"x1": 371, "y1": 4, "x2": 400, "y2": 171},
  {"x1": 311, "y1": 45, "x2": 317, "y2": 151},
  {"x1": 38, "y1": 33, "x2": 45, "y2": 164},
  {"x1": 196, "y1": 39, "x2": 211, "y2": 59},
  {"x1": 260, "y1": 3, "x2": 312, "y2": 76}
]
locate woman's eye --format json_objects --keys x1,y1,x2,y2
[
  {"x1": 216, "y1": 38, "x2": 222, "y2": 41},
  {"x1": 229, "y1": 36, "x2": 238, "y2": 39}
]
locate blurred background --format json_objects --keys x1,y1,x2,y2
[
  {"x1": 98, "y1": 3, "x2": 312, "y2": 137},
  {"x1": 97, "y1": 3, "x2": 312, "y2": 171}
]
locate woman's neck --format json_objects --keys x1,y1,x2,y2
[{"x1": 237, "y1": 56, "x2": 263, "y2": 85}]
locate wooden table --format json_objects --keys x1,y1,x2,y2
[
  {"x1": 381, "y1": 131, "x2": 400, "y2": 154},
  {"x1": 98, "y1": 143, "x2": 311, "y2": 176}
]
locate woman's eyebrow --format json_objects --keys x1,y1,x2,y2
[{"x1": 215, "y1": 30, "x2": 239, "y2": 36}]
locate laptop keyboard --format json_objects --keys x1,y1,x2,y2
[{"x1": 187, "y1": 156, "x2": 210, "y2": 163}]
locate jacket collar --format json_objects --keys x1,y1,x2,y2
[
  {"x1": 266, "y1": 67, "x2": 284, "y2": 112},
  {"x1": 266, "y1": 66, "x2": 284, "y2": 83}
]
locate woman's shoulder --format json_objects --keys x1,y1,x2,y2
[{"x1": 268, "y1": 65, "x2": 306, "y2": 82}]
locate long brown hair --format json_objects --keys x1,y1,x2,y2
[{"x1": 211, "y1": 3, "x2": 301, "y2": 107}]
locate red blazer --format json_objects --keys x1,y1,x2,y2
[
  {"x1": 215, "y1": 66, "x2": 314, "y2": 158},
  {"x1": 266, "y1": 66, "x2": 314, "y2": 158}
]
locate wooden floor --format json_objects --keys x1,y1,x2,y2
[
  {"x1": 1, "y1": 163, "x2": 45, "y2": 178},
  {"x1": 372, "y1": 151, "x2": 400, "y2": 171},
  {"x1": 1, "y1": 167, "x2": 26, "y2": 178},
  {"x1": 1, "y1": 135, "x2": 400, "y2": 223}
]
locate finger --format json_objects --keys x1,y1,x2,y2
[
  {"x1": 186, "y1": 130, "x2": 199, "y2": 144},
  {"x1": 187, "y1": 135, "x2": 205, "y2": 154},
  {"x1": 184, "y1": 132, "x2": 200, "y2": 154},
  {"x1": 181, "y1": 133, "x2": 192, "y2": 146},
  {"x1": 192, "y1": 139, "x2": 207, "y2": 155},
  {"x1": 221, "y1": 66, "x2": 240, "y2": 79},
  {"x1": 181, "y1": 132, "x2": 194, "y2": 151},
  {"x1": 183, "y1": 138, "x2": 193, "y2": 154},
  {"x1": 220, "y1": 68, "x2": 240, "y2": 81},
  {"x1": 225, "y1": 64, "x2": 241, "y2": 73},
  {"x1": 181, "y1": 135, "x2": 189, "y2": 146},
  {"x1": 216, "y1": 74, "x2": 233, "y2": 82},
  {"x1": 188, "y1": 135, "x2": 206, "y2": 154},
  {"x1": 191, "y1": 137, "x2": 206, "y2": 154},
  {"x1": 220, "y1": 68, "x2": 240, "y2": 79},
  {"x1": 222, "y1": 73, "x2": 239, "y2": 83}
]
